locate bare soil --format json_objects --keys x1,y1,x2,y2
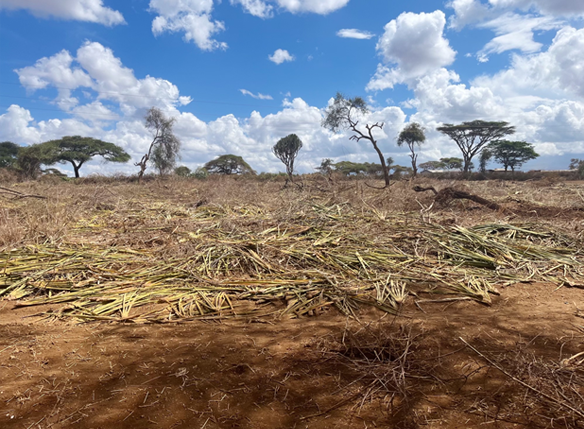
[{"x1": 1, "y1": 282, "x2": 583, "y2": 429}]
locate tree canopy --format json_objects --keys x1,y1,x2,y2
[
  {"x1": 322, "y1": 93, "x2": 390, "y2": 186},
  {"x1": 570, "y1": 159, "x2": 584, "y2": 178},
  {"x1": 419, "y1": 161, "x2": 444, "y2": 172},
  {"x1": 174, "y1": 166, "x2": 191, "y2": 177},
  {"x1": 204, "y1": 155, "x2": 256, "y2": 175},
  {"x1": 440, "y1": 157, "x2": 465, "y2": 171},
  {"x1": 0, "y1": 141, "x2": 20, "y2": 168},
  {"x1": 437, "y1": 120, "x2": 515, "y2": 173},
  {"x1": 397, "y1": 123, "x2": 426, "y2": 176},
  {"x1": 43, "y1": 136, "x2": 130, "y2": 178},
  {"x1": 486, "y1": 140, "x2": 539, "y2": 172},
  {"x1": 136, "y1": 107, "x2": 181, "y2": 181},
  {"x1": 16, "y1": 143, "x2": 59, "y2": 179},
  {"x1": 272, "y1": 134, "x2": 303, "y2": 183}
]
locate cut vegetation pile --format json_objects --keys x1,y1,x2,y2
[{"x1": 1, "y1": 198, "x2": 582, "y2": 323}]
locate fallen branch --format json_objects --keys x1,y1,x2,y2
[
  {"x1": 0, "y1": 186, "x2": 46, "y2": 200},
  {"x1": 413, "y1": 185, "x2": 503, "y2": 211}
]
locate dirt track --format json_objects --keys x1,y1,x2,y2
[{"x1": 2, "y1": 282, "x2": 583, "y2": 429}]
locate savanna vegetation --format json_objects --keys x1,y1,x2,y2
[{"x1": 1, "y1": 103, "x2": 583, "y2": 429}]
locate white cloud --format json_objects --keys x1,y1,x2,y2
[
  {"x1": 71, "y1": 101, "x2": 119, "y2": 122},
  {"x1": 474, "y1": 26, "x2": 584, "y2": 99},
  {"x1": 269, "y1": 49, "x2": 295, "y2": 64},
  {"x1": 491, "y1": 0, "x2": 584, "y2": 17},
  {"x1": 475, "y1": 13, "x2": 562, "y2": 61},
  {"x1": 448, "y1": 0, "x2": 492, "y2": 29},
  {"x1": 336, "y1": 29, "x2": 375, "y2": 39},
  {"x1": 15, "y1": 49, "x2": 93, "y2": 110},
  {"x1": 367, "y1": 11, "x2": 456, "y2": 91},
  {"x1": 275, "y1": 0, "x2": 349, "y2": 14},
  {"x1": 149, "y1": 0, "x2": 227, "y2": 51},
  {"x1": 0, "y1": 105, "x2": 41, "y2": 144},
  {"x1": 231, "y1": 0, "x2": 349, "y2": 17},
  {"x1": 397, "y1": 25, "x2": 584, "y2": 163},
  {"x1": 0, "y1": 0, "x2": 125, "y2": 25},
  {"x1": 230, "y1": 0, "x2": 273, "y2": 18},
  {"x1": 15, "y1": 42, "x2": 192, "y2": 120},
  {"x1": 240, "y1": 89, "x2": 273, "y2": 100},
  {"x1": 449, "y1": 0, "x2": 584, "y2": 30}
]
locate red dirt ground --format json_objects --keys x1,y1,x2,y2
[{"x1": 1, "y1": 281, "x2": 583, "y2": 429}]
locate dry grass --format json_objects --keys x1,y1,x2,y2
[{"x1": 0, "y1": 176, "x2": 583, "y2": 323}]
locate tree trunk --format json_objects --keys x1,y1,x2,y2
[
  {"x1": 411, "y1": 152, "x2": 418, "y2": 177},
  {"x1": 371, "y1": 140, "x2": 390, "y2": 186},
  {"x1": 463, "y1": 156, "x2": 472, "y2": 173},
  {"x1": 71, "y1": 161, "x2": 82, "y2": 178}
]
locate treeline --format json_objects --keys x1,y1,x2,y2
[{"x1": 2, "y1": 97, "x2": 584, "y2": 182}]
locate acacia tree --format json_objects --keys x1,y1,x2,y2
[
  {"x1": 0, "y1": 142, "x2": 20, "y2": 168},
  {"x1": 136, "y1": 107, "x2": 181, "y2": 182},
  {"x1": 479, "y1": 149, "x2": 492, "y2": 173},
  {"x1": 397, "y1": 123, "x2": 426, "y2": 177},
  {"x1": 322, "y1": 93, "x2": 390, "y2": 186},
  {"x1": 17, "y1": 143, "x2": 58, "y2": 179},
  {"x1": 316, "y1": 158, "x2": 334, "y2": 176},
  {"x1": 486, "y1": 140, "x2": 539, "y2": 172},
  {"x1": 419, "y1": 160, "x2": 445, "y2": 172},
  {"x1": 437, "y1": 120, "x2": 515, "y2": 173},
  {"x1": 272, "y1": 134, "x2": 303, "y2": 184},
  {"x1": 569, "y1": 159, "x2": 584, "y2": 178},
  {"x1": 43, "y1": 136, "x2": 130, "y2": 178},
  {"x1": 204, "y1": 154, "x2": 256, "y2": 175}
]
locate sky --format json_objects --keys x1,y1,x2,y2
[{"x1": 0, "y1": 0, "x2": 583, "y2": 176}]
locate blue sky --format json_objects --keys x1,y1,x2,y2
[{"x1": 0, "y1": 0, "x2": 583, "y2": 176}]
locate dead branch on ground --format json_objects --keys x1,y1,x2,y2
[
  {"x1": 0, "y1": 186, "x2": 46, "y2": 200},
  {"x1": 413, "y1": 185, "x2": 504, "y2": 211}
]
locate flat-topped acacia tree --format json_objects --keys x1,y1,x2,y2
[
  {"x1": 37, "y1": 136, "x2": 130, "y2": 178},
  {"x1": 437, "y1": 120, "x2": 515, "y2": 173},
  {"x1": 485, "y1": 140, "x2": 539, "y2": 172},
  {"x1": 204, "y1": 154, "x2": 256, "y2": 175},
  {"x1": 322, "y1": 93, "x2": 390, "y2": 187}
]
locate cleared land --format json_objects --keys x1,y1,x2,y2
[{"x1": 1, "y1": 177, "x2": 583, "y2": 428}]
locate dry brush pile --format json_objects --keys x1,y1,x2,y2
[{"x1": 1, "y1": 180, "x2": 582, "y2": 324}]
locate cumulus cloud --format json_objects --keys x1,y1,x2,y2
[
  {"x1": 0, "y1": 0, "x2": 125, "y2": 25},
  {"x1": 398, "y1": 25, "x2": 584, "y2": 162},
  {"x1": 336, "y1": 29, "x2": 374, "y2": 39},
  {"x1": 14, "y1": 41, "x2": 193, "y2": 127},
  {"x1": 71, "y1": 101, "x2": 119, "y2": 123},
  {"x1": 269, "y1": 49, "x2": 295, "y2": 64},
  {"x1": 367, "y1": 11, "x2": 456, "y2": 91},
  {"x1": 240, "y1": 89, "x2": 273, "y2": 100},
  {"x1": 15, "y1": 49, "x2": 93, "y2": 110},
  {"x1": 448, "y1": 0, "x2": 491, "y2": 29},
  {"x1": 149, "y1": 0, "x2": 227, "y2": 51},
  {"x1": 474, "y1": 26, "x2": 584, "y2": 99}
]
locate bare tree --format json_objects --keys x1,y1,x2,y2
[
  {"x1": 322, "y1": 93, "x2": 390, "y2": 187},
  {"x1": 136, "y1": 107, "x2": 181, "y2": 182},
  {"x1": 397, "y1": 122, "x2": 425, "y2": 177},
  {"x1": 272, "y1": 134, "x2": 303, "y2": 185}
]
